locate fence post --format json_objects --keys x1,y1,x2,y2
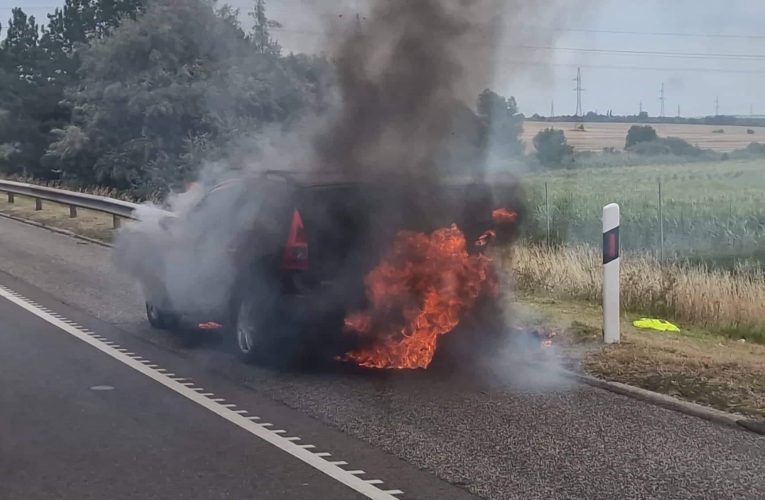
[
  {"x1": 69, "y1": 205, "x2": 77, "y2": 218},
  {"x1": 35, "y1": 198, "x2": 42, "y2": 211},
  {"x1": 658, "y1": 178, "x2": 664, "y2": 261},
  {"x1": 603, "y1": 203, "x2": 620, "y2": 344},
  {"x1": 7, "y1": 193, "x2": 14, "y2": 203},
  {"x1": 112, "y1": 214, "x2": 121, "y2": 229},
  {"x1": 545, "y1": 182, "x2": 551, "y2": 246}
]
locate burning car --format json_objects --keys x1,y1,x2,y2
[{"x1": 123, "y1": 170, "x2": 522, "y2": 369}]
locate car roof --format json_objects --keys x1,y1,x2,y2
[{"x1": 206, "y1": 170, "x2": 520, "y2": 193}]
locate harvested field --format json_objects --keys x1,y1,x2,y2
[{"x1": 522, "y1": 121, "x2": 765, "y2": 153}]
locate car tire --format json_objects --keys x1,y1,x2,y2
[
  {"x1": 234, "y1": 293, "x2": 274, "y2": 364},
  {"x1": 146, "y1": 301, "x2": 179, "y2": 330}
]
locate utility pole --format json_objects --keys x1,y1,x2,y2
[
  {"x1": 573, "y1": 67, "x2": 583, "y2": 118},
  {"x1": 659, "y1": 82, "x2": 666, "y2": 118},
  {"x1": 715, "y1": 96, "x2": 720, "y2": 116},
  {"x1": 677, "y1": 104, "x2": 681, "y2": 118},
  {"x1": 639, "y1": 100, "x2": 643, "y2": 114},
  {"x1": 551, "y1": 100, "x2": 555, "y2": 118}
]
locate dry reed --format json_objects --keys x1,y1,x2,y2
[{"x1": 504, "y1": 244, "x2": 765, "y2": 340}]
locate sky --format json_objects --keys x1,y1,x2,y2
[{"x1": 4, "y1": 0, "x2": 765, "y2": 118}]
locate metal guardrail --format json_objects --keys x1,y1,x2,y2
[{"x1": 0, "y1": 179, "x2": 141, "y2": 228}]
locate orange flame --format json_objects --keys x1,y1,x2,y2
[
  {"x1": 492, "y1": 208, "x2": 518, "y2": 225},
  {"x1": 343, "y1": 224, "x2": 498, "y2": 369}
]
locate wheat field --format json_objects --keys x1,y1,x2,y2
[{"x1": 522, "y1": 121, "x2": 765, "y2": 153}]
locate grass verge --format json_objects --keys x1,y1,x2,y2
[
  {"x1": 0, "y1": 193, "x2": 115, "y2": 243},
  {"x1": 515, "y1": 295, "x2": 765, "y2": 419}
]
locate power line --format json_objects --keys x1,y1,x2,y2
[
  {"x1": 501, "y1": 59, "x2": 765, "y2": 75},
  {"x1": 269, "y1": 27, "x2": 765, "y2": 61},
  {"x1": 561, "y1": 28, "x2": 765, "y2": 40},
  {"x1": 263, "y1": 1, "x2": 765, "y2": 40}
]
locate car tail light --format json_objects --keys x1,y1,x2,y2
[{"x1": 283, "y1": 209, "x2": 308, "y2": 271}]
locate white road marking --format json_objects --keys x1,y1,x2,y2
[{"x1": 0, "y1": 284, "x2": 402, "y2": 500}]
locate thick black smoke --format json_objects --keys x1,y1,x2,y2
[
  {"x1": 115, "y1": 0, "x2": 598, "y2": 375},
  {"x1": 315, "y1": 0, "x2": 504, "y2": 180}
]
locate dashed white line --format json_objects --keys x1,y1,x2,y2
[{"x1": 0, "y1": 284, "x2": 403, "y2": 500}]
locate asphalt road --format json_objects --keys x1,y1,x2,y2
[
  {"x1": 0, "y1": 297, "x2": 364, "y2": 500},
  {"x1": 0, "y1": 215, "x2": 763, "y2": 499}
]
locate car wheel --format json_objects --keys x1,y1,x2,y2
[
  {"x1": 235, "y1": 294, "x2": 272, "y2": 364},
  {"x1": 146, "y1": 301, "x2": 179, "y2": 330}
]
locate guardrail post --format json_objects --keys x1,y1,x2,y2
[
  {"x1": 69, "y1": 205, "x2": 78, "y2": 218},
  {"x1": 112, "y1": 214, "x2": 121, "y2": 229},
  {"x1": 35, "y1": 198, "x2": 42, "y2": 211},
  {"x1": 7, "y1": 193, "x2": 14, "y2": 203}
]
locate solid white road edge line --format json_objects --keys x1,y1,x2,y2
[{"x1": 0, "y1": 284, "x2": 402, "y2": 500}]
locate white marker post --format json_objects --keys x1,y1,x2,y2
[{"x1": 602, "y1": 203, "x2": 620, "y2": 344}]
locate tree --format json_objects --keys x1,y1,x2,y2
[
  {"x1": 0, "y1": 9, "x2": 57, "y2": 177},
  {"x1": 625, "y1": 125, "x2": 658, "y2": 148},
  {"x1": 249, "y1": 0, "x2": 281, "y2": 55},
  {"x1": 476, "y1": 88, "x2": 523, "y2": 157},
  {"x1": 0, "y1": 1, "x2": 145, "y2": 178},
  {"x1": 1, "y1": 9, "x2": 41, "y2": 73},
  {"x1": 533, "y1": 128, "x2": 572, "y2": 167},
  {"x1": 43, "y1": 0, "x2": 329, "y2": 196}
]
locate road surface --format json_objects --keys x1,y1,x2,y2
[{"x1": 0, "y1": 215, "x2": 763, "y2": 499}]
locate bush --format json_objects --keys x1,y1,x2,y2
[
  {"x1": 533, "y1": 128, "x2": 572, "y2": 167},
  {"x1": 744, "y1": 142, "x2": 765, "y2": 154},
  {"x1": 626, "y1": 137, "x2": 703, "y2": 157},
  {"x1": 625, "y1": 125, "x2": 658, "y2": 148},
  {"x1": 729, "y1": 141, "x2": 765, "y2": 159},
  {"x1": 662, "y1": 137, "x2": 704, "y2": 156}
]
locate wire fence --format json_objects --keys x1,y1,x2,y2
[{"x1": 526, "y1": 179, "x2": 765, "y2": 267}]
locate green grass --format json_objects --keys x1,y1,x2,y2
[
  {"x1": 522, "y1": 158, "x2": 765, "y2": 263},
  {"x1": 719, "y1": 324, "x2": 765, "y2": 345}
]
